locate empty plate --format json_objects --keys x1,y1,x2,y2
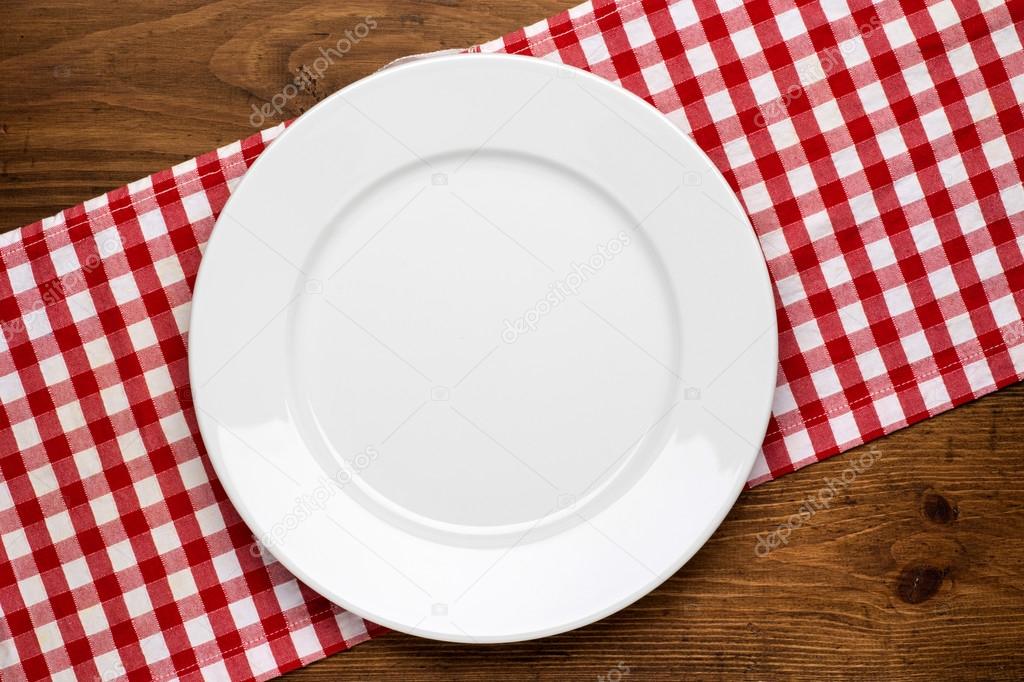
[{"x1": 189, "y1": 53, "x2": 776, "y2": 642}]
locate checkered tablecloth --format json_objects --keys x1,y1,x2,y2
[{"x1": 2, "y1": 0, "x2": 1022, "y2": 679}]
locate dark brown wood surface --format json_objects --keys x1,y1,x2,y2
[{"x1": 2, "y1": 2, "x2": 1022, "y2": 680}]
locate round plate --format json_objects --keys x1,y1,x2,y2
[{"x1": 190, "y1": 54, "x2": 776, "y2": 643}]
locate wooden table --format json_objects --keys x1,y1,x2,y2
[{"x1": 2, "y1": 2, "x2": 1022, "y2": 679}]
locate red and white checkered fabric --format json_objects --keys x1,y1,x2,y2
[{"x1": 2, "y1": 0, "x2": 1022, "y2": 679}]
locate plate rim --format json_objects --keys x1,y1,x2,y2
[{"x1": 189, "y1": 52, "x2": 778, "y2": 643}]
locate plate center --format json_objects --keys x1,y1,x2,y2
[{"x1": 290, "y1": 150, "x2": 681, "y2": 536}]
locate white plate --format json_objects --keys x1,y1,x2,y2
[{"x1": 190, "y1": 54, "x2": 776, "y2": 643}]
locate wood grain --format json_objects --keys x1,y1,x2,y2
[
  {"x1": 2, "y1": 2, "x2": 1022, "y2": 680},
  {"x1": 0, "y1": 0, "x2": 572, "y2": 231}
]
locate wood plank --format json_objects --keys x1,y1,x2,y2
[{"x1": 0, "y1": 0, "x2": 570, "y2": 230}]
